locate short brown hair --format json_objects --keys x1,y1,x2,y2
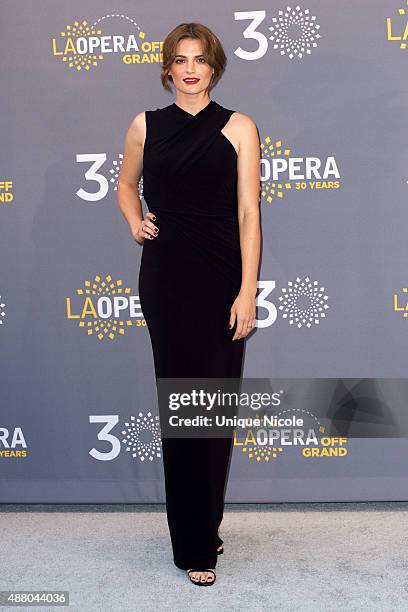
[{"x1": 160, "y1": 23, "x2": 227, "y2": 93}]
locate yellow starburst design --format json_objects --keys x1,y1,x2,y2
[
  {"x1": 241, "y1": 438, "x2": 284, "y2": 462},
  {"x1": 76, "y1": 274, "x2": 133, "y2": 340},
  {"x1": 261, "y1": 137, "x2": 292, "y2": 203},
  {"x1": 59, "y1": 20, "x2": 104, "y2": 71}
]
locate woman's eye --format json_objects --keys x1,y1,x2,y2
[{"x1": 174, "y1": 58, "x2": 206, "y2": 64}]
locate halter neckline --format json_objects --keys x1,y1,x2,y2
[{"x1": 172, "y1": 99, "x2": 214, "y2": 117}]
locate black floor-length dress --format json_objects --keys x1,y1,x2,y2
[{"x1": 139, "y1": 98, "x2": 245, "y2": 571}]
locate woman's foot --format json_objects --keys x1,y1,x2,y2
[
  {"x1": 187, "y1": 568, "x2": 216, "y2": 586},
  {"x1": 216, "y1": 544, "x2": 224, "y2": 554}
]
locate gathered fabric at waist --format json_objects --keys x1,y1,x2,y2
[
  {"x1": 147, "y1": 208, "x2": 240, "y2": 243},
  {"x1": 141, "y1": 204, "x2": 242, "y2": 286},
  {"x1": 144, "y1": 199, "x2": 239, "y2": 220}
]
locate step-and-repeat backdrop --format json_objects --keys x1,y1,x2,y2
[{"x1": 1, "y1": 1, "x2": 408, "y2": 502}]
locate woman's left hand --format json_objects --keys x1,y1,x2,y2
[{"x1": 229, "y1": 290, "x2": 257, "y2": 341}]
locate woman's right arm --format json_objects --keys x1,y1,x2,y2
[{"x1": 117, "y1": 112, "x2": 158, "y2": 245}]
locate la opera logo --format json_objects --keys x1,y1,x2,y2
[
  {"x1": 261, "y1": 136, "x2": 341, "y2": 202},
  {"x1": 52, "y1": 16, "x2": 163, "y2": 72},
  {"x1": 66, "y1": 274, "x2": 145, "y2": 340}
]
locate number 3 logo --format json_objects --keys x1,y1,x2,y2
[
  {"x1": 234, "y1": 11, "x2": 268, "y2": 61},
  {"x1": 256, "y1": 280, "x2": 277, "y2": 328}
]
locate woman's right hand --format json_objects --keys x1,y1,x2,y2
[{"x1": 132, "y1": 212, "x2": 159, "y2": 245}]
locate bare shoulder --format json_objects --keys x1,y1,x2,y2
[
  {"x1": 230, "y1": 111, "x2": 258, "y2": 132},
  {"x1": 229, "y1": 111, "x2": 258, "y2": 140},
  {"x1": 228, "y1": 112, "x2": 259, "y2": 155}
]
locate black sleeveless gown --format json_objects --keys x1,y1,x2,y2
[{"x1": 139, "y1": 99, "x2": 245, "y2": 571}]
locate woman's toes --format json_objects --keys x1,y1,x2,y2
[
  {"x1": 188, "y1": 569, "x2": 215, "y2": 584},
  {"x1": 188, "y1": 570, "x2": 199, "y2": 582}
]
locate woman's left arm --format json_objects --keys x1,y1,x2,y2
[{"x1": 229, "y1": 114, "x2": 261, "y2": 341}]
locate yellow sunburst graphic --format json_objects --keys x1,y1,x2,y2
[
  {"x1": 53, "y1": 17, "x2": 149, "y2": 71},
  {"x1": 58, "y1": 20, "x2": 104, "y2": 71},
  {"x1": 242, "y1": 441, "x2": 284, "y2": 463},
  {"x1": 261, "y1": 137, "x2": 292, "y2": 203},
  {"x1": 75, "y1": 274, "x2": 133, "y2": 340}
]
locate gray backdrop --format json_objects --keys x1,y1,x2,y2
[{"x1": 1, "y1": 0, "x2": 408, "y2": 502}]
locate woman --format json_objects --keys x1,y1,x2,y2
[{"x1": 117, "y1": 22, "x2": 261, "y2": 586}]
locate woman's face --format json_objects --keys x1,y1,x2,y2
[{"x1": 168, "y1": 38, "x2": 214, "y2": 95}]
